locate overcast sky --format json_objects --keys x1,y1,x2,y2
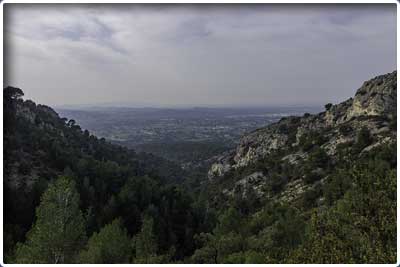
[{"x1": 4, "y1": 4, "x2": 397, "y2": 108}]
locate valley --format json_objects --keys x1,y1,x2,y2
[
  {"x1": 3, "y1": 3, "x2": 396, "y2": 264},
  {"x1": 3, "y1": 71, "x2": 397, "y2": 264},
  {"x1": 57, "y1": 106, "x2": 321, "y2": 167}
]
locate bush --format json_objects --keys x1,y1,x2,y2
[
  {"x1": 301, "y1": 185, "x2": 322, "y2": 208},
  {"x1": 267, "y1": 174, "x2": 288, "y2": 193},
  {"x1": 339, "y1": 124, "x2": 352, "y2": 136},
  {"x1": 325, "y1": 103, "x2": 333, "y2": 110},
  {"x1": 308, "y1": 148, "x2": 329, "y2": 169},
  {"x1": 290, "y1": 154, "x2": 396, "y2": 263},
  {"x1": 389, "y1": 115, "x2": 396, "y2": 130},
  {"x1": 303, "y1": 171, "x2": 321, "y2": 184},
  {"x1": 299, "y1": 131, "x2": 327, "y2": 152},
  {"x1": 278, "y1": 124, "x2": 289, "y2": 134},
  {"x1": 353, "y1": 127, "x2": 372, "y2": 153},
  {"x1": 323, "y1": 171, "x2": 352, "y2": 206},
  {"x1": 298, "y1": 135, "x2": 314, "y2": 152}
]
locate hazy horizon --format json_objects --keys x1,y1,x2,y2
[
  {"x1": 4, "y1": 4, "x2": 396, "y2": 107},
  {"x1": 54, "y1": 100, "x2": 325, "y2": 110}
]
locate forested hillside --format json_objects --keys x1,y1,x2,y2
[
  {"x1": 199, "y1": 71, "x2": 397, "y2": 263},
  {"x1": 3, "y1": 70, "x2": 397, "y2": 263},
  {"x1": 3, "y1": 87, "x2": 214, "y2": 263}
]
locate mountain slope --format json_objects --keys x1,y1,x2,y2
[
  {"x1": 3, "y1": 70, "x2": 397, "y2": 263},
  {"x1": 3, "y1": 87, "x2": 207, "y2": 262},
  {"x1": 189, "y1": 71, "x2": 396, "y2": 263},
  {"x1": 207, "y1": 71, "x2": 396, "y2": 201}
]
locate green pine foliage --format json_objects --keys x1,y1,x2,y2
[
  {"x1": 192, "y1": 144, "x2": 396, "y2": 263},
  {"x1": 4, "y1": 87, "x2": 397, "y2": 263},
  {"x1": 79, "y1": 218, "x2": 131, "y2": 263},
  {"x1": 3, "y1": 87, "x2": 205, "y2": 263},
  {"x1": 289, "y1": 150, "x2": 396, "y2": 263},
  {"x1": 14, "y1": 176, "x2": 86, "y2": 263},
  {"x1": 133, "y1": 216, "x2": 159, "y2": 263}
]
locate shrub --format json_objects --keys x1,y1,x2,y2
[
  {"x1": 325, "y1": 103, "x2": 333, "y2": 110},
  {"x1": 267, "y1": 174, "x2": 288, "y2": 193},
  {"x1": 308, "y1": 148, "x2": 329, "y2": 169},
  {"x1": 301, "y1": 185, "x2": 322, "y2": 208},
  {"x1": 353, "y1": 127, "x2": 372, "y2": 153},
  {"x1": 339, "y1": 124, "x2": 352, "y2": 136},
  {"x1": 303, "y1": 171, "x2": 321, "y2": 184}
]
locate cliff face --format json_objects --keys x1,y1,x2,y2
[
  {"x1": 208, "y1": 71, "x2": 396, "y2": 199},
  {"x1": 347, "y1": 72, "x2": 397, "y2": 119}
]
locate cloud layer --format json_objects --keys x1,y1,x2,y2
[{"x1": 4, "y1": 4, "x2": 397, "y2": 107}]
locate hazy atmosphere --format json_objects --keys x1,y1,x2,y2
[
  {"x1": 4, "y1": 4, "x2": 396, "y2": 107},
  {"x1": 3, "y1": 3, "x2": 398, "y2": 264}
]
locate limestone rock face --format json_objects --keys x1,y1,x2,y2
[
  {"x1": 208, "y1": 163, "x2": 231, "y2": 180},
  {"x1": 347, "y1": 71, "x2": 396, "y2": 119},
  {"x1": 223, "y1": 172, "x2": 267, "y2": 198},
  {"x1": 208, "y1": 71, "x2": 397, "y2": 186},
  {"x1": 234, "y1": 131, "x2": 289, "y2": 168}
]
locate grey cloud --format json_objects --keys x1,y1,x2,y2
[{"x1": 4, "y1": 4, "x2": 397, "y2": 107}]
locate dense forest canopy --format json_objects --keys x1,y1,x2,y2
[
  {"x1": 4, "y1": 86, "x2": 214, "y2": 263},
  {"x1": 3, "y1": 71, "x2": 397, "y2": 264}
]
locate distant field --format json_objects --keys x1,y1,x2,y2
[{"x1": 57, "y1": 106, "x2": 322, "y2": 148}]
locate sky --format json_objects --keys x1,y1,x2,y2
[{"x1": 4, "y1": 4, "x2": 397, "y2": 108}]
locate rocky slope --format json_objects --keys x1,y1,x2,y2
[{"x1": 208, "y1": 71, "x2": 396, "y2": 201}]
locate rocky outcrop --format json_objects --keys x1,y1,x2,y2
[
  {"x1": 222, "y1": 171, "x2": 268, "y2": 197},
  {"x1": 347, "y1": 72, "x2": 396, "y2": 119},
  {"x1": 208, "y1": 71, "x2": 397, "y2": 185}
]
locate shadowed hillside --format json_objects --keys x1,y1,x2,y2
[{"x1": 3, "y1": 71, "x2": 397, "y2": 263}]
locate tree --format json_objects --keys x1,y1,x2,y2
[
  {"x1": 325, "y1": 103, "x2": 333, "y2": 110},
  {"x1": 289, "y1": 153, "x2": 396, "y2": 263},
  {"x1": 353, "y1": 126, "x2": 372, "y2": 153},
  {"x1": 102, "y1": 195, "x2": 118, "y2": 224},
  {"x1": 192, "y1": 231, "x2": 245, "y2": 264},
  {"x1": 191, "y1": 232, "x2": 219, "y2": 263},
  {"x1": 323, "y1": 171, "x2": 352, "y2": 205},
  {"x1": 15, "y1": 176, "x2": 86, "y2": 263},
  {"x1": 67, "y1": 119, "x2": 76, "y2": 127},
  {"x1": 246, "y1": 205, "x2": 305, "y2": 263},
  {"x1": 134, "y1": 215, "x2": 159, "y2": 263},
  {"x1": 79, "y1": 218, "x2": 131, "y2": 263},
  {"x1": 266, "y1": 174, "x2": 288, "y2": 193},
  {"x1": 4, "y1": 86, "x2": 24, "y2": 100},
  {"x1": 308, "y1": 147, "x2": 329, "y2": 168},
  {"x1": 4, "y1": 87, "x2": 24, "y2": 133},
  {"x1": 191, "y1": 207, "x2": 246, "y2": 263},
  {"x1": 215, "y1": 207, "x2": 242, "y2": 235},
  {"x1": 339, "y1": 124, "x2": 352, "y2": 136}
]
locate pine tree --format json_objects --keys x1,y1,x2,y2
[
  {"x1": 15, "y1": 176, "x2": 86, "y2": 263},
  {"x1": 134, "y1": 215, "x2": 158, "y2": 263},
  {"x1": 79, "y1": 218, "x2": 131, "y2": 263}
]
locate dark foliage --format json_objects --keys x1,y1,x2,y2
[
  {"x1": 3, "y1": 88, "x2": 209, "y2": 262},
  {"x1": 4, "y1": 86, "x2": 396, "y2": 264}
]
